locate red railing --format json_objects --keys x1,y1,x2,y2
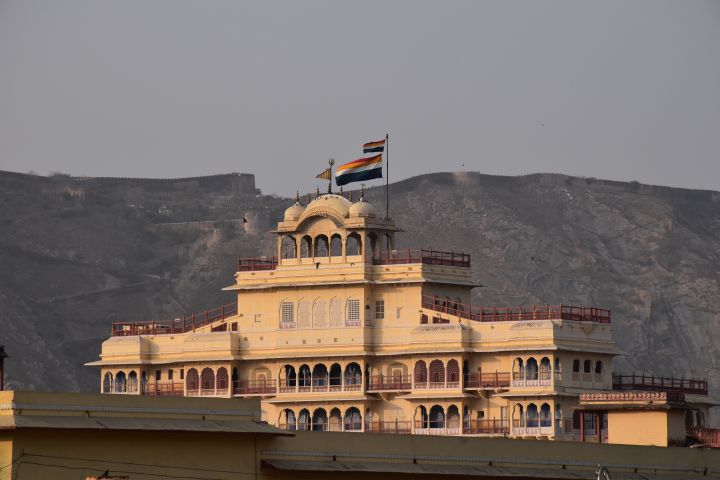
[
  {"x1": 463, "y1": 419, "x2": 509, "y2": 435},
  {"x1": 111, "y1": 303, "x2": 237, "y2": 336},
  {"x1": 373, "y1": 249, "x2": 470, "y2": 268},
  {"x1": 143, "y1": 382, "x2": 184, "y2": 396},
  {"x1": 464, "y1": 372, "x2": 511, "y2": 389},
  {"x1": 368, "y1": 375, "x2": 412, "y2": 391},
  {"x1": 687, "y1": 427, "x2": 720, "y2": 448},
  {"x1": 366, "y1": 421, "x2": 412, "y2": 434},
  {"x1": 237, "y1": 256, "x2": 278, "y2": 271},
  {"x1": 233, "y1": 379, "x2": 277, "y2": 395},
  {"x1": 421, "y1": 295, "x2": 611, "y2": 324},
  {"x1": 612, "y1": 373, "x2": 708, "y2": 396}
]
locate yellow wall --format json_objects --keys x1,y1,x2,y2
[{"x1": 608, "y1": 410, "x2": 669, "y2": 447}]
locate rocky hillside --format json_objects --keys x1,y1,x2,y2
[{"x1": 0, "y1": 170, "x2": 718, "y2": 398}]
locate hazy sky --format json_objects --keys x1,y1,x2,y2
[{"x1": 1, "y1": 1, "x2": 718, "y2": 195}]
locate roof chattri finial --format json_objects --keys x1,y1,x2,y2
[
  {"x1": 360, "y1": 184, "x2": 365, "y2": 201},
  {"x1": 296, "y1": 190, "x2": 300, "y2": 204}
]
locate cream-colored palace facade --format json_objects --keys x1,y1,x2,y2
[{"x1": 89, "y1": 193, "x2": 714, "y2": 444}]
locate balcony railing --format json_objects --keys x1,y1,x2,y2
[
  {"x1": 368, "y1": 375, "x2": 412, "y2": 391},
  {"x1": 612, "y1": 373, "x2": 708, "y2": 396},
  {"x1": 111, "y1": 303, "x2": 237, "y2": 336},
  {"x1": 237, "y1": 256, "x2": 278, "y2": 271},
  {"x1": 687, "y1": 427, "x2": 720, "y2": 448},
  {"x1": 422, "y1": 295, "x2": 611, "y2": 324},
  {"x1": 373, "y1": 249, "x2": 471, "y2": 268},
  {"x1": 143, "y1": 382, "x2": 184, "y2": 396},
  {"x1": 464, "y1": 372, "x2": 511, "y2": 389},
  {"x1": 365, "y1": 421, "x2": 412, "y2": 434},
  {"x1": 233, "y1": 379, "x2": 277, "y2": 395},
  {"x1": 463, "y1": 419, "x2": 509, "y2": 435}
]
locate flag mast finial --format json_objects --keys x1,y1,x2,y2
[{"x1": 327, "y1": 158, "x2": 335, "y2": 194}]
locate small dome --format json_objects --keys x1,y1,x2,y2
[
  {"x1": 349, "y1": 199, "x2": 377, "y2": 218},
  {"x1": 283, "y1": 202, "x2": 305, "y2": 221}
]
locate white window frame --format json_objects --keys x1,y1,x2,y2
[
  {"x1": 346, "y1": 299, "x2": 361, "y2": 326},
  {"x1": 375, "y1": 300, "x2": 385, "y2": 320},
  {"x1": 280, "y1": 301, "x2": 295, "y2": 327}
]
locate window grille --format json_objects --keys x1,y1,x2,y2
[
  {"x1": 346, "y1": 299, "x2": 360, "y2": 326},
  {"x1": 375, "y1": 300, "x2": 385, "y2": 320},
  {"x1": 281, "y1": 301, "x2": 295, "y2": 326}
]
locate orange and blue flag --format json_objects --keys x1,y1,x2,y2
[
  {"x1": 363, "y1": 139, "x2": 386, "y2": 154},
  {"x1": 335, "y1": 154, "x2": 383, "y2": 186}
]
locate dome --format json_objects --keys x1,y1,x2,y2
[
  {"x1": 349, "y1": 199, "x2": 377, "y2": 218},
  {"x1": 283, "y1": 202, "x2": 305, "y2": 221},
  {"x1": 303, "y1": 194, "x2": 352, "y2": 218}
]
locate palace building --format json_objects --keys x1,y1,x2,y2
[{"x1": 88, "y1": 192, "x2": 716, "y2": 446}]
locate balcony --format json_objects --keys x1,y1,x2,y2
[
  {"x1": 612, "y1": 373, "x2": 708, "y2": 396},
  {"x1": 373, "y1": 248, "x2": 471, "y2": 268},
  {"x1": 511, "y1": 372, "x2": 553, "y2": 388},
  {"x1": 422, "y1": 296, "x2": 611, "y2": 324},
  {"x1": 237, "y1": 256, "x2": 277, "y2": 272},
  {"x1": 365, "y1": 421, "x2": 412, "y2": 434},
  {"x1": 463, "y1": 419, "x2": 509, "y2": 435},
  {"x1": 111, "y1": 303, "x2": 237, "y2": 336},
  {"x1": 464, "y1": 372, "x2": 511, "y2": 389},
  {"x1": 368, "y1": 375, "x2": 412, "y2": 391},
  {"x1": 511, "y1": 419, "x2": 554, "y2": 436},
  {"x1": 687, "y1": 427, "x2": 720, "y2": 448},
  {"x1": 143, "y1": 382, "x2": 184, "y2": 396},
  {"x1": 233, "y1": 379, "x2": 277, "y2": 395}
]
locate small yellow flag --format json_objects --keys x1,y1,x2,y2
[{"x1": 316, "y1": 167, "x2": 331, "y2": 180}]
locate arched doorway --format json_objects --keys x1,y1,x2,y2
[
  {"x1": 429, "y1": 405, "x2": 445, "y2": 430},
  {"x1": 344, "y1": 407, "x2": 362, "y2": 431}
]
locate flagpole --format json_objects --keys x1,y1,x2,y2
[{"x1": 385, "y1": 133, "x2": 389, "y2": 219}]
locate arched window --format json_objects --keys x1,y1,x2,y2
[
  {"x1": 300, "y1": 235, "x2": 312, "y2": 258},
  {"x1": 298, "y1": 409, "x2": 311, "y2": 431},
  {"x1": 280, "y1": 365, "x2": 296, "y2": 389},
  {"x1": 281, "y1": 236, "x2": 297, "y2": 259},
  {"x1": 414, "y1": 360, "x2": 428, "y2": 386},
  {"x1": 115, "y1": 372, "x2": 126, "y2": 393},
  {"x1": 554, "y1": 358, "x2": 562, "y2": 381},
  {"x1": 186, "y1": 368, "x2": 199, "y2": 393},
  {"x1": 281, "y1": 409, "x2": 296, "y2": 430},
  {"x1": 344, "y1": 363, "x2": 362, "y2": 387},
  {"x1": 540, "y1": 403, "x2": 552, "y2": 427},
  {"x1": 367, "y1": 232, "x2": 378, "y2": 258},
  {"x1": 365, "y1": 408, "x2": 374, "y2": 430},
  {"x1": 329, "y1": 297, "x2": 343, "y2": 327},
  {"x1": 330, "y1": 234, "x2": 343, "y2": 256},
  {"x1": 512, "y1": 404, "x2": 524, "y2": 428},
  {"x1": 232, "y1": 367, "x2": 239, "y2": 390},
  {"x1": 201, "y1": 368, "x2": 215, "y2": 394},
  {"x1": 526, "y1": 358, "x2": 538, "y2": 381},
  {"x1": 540, "y1": 357, "x2": 551, "y2": 381},
  {"x1": 329, "y1": 363, "x2": 342, "y2": 390},
  {"x1": 344, "y1": 407, "x2": 362, "y2": 431},
  {"x1": 103, "y1": 372, "x2": 113, "y2": 393},
  {"x1": 429, "y1": 405, "x2": 445, "y2": 429},
  {"x1": 346, "y1": 233, "x2": 361, "y2": 256},
  {"x1": 312, "y1": 408, "x2": 328, "y2": 431},
  {"x1": 329, "y1": 408, "x2": 342, "y2": 431},
  {"x1": 141, "y1": 371, "x2": 148, "y2": 393},
  {"x1": 447, "y1": 405, "x2": 460, "y2": 430},
  {"x1": 447, "y1": 359, "x2": 460, "y2": 385},
  {"x1": 429, "y1": 360, "x2": 445, "y2": 386},
  {"x1": 583, "y1": 360, "x2": 592, "y2": 373},
  {"x1": 312, "y1": 364, "x2": 328, "y2": 386},
  {"x1": 298, "y1": 364, "x2": 311, "y2": 387},
  {"x1": 345, "y1": 298, "x2": 360, "y2": 326},
  {"x1": 513, "y1": 358, "x2": 525, "y2": 381},
  {"x1": 416, "y1": 406, "x2": 429, "y2": 429},
  {"x1": 216, "y1": 367, "x2": 229, "y2": 393},
  {"x1": 595, "y1": 360, "x2": 603, "y2": 374},
  {"x1": 127, "y1": 371, "x2": 138, "y2": 393},
  {"x1": 463, "y1": 405, "x2": 471, "y2": 429},
  {"x1": 313, "y1": 299, "x2": 328, "y2": 328},
  {"x1": 572, "y1": 359, "x2": 580, "y2": 372},
  {"x1": 314, "y1": 235, "x2": 329, "y2": 257},
  {"x1": 526, "y1": 404, "x2": 539, "y2": 427}
]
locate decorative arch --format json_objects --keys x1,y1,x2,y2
[
  {"x1": 232, "y1": 367, "x2": 239, "y2": 390},
  {"x1": 329, "y1": 363, "x2": 342, "y2": 389},
  {"x1": 429, "y1": 360, "x2": 445, "y2": 386},
  {"x1": 329, "y1": 408, "x2": 342, "y2": 431},
  {"x1": 512, "y1": 403, "x2": 524, "y2": 429},
  {"x1": 414, "y1": 360, "x2": 428, "y2": 386},
  {"x1": 127, "y1": 371, "x2": 138, "y2": 393},
  {"x1": 329, "y1": 297, "x2": 343, "y2": 327},
  {"x1": 115, "y1": 371, "x2": 126, "y2": 393},
  {"x1": 216, "y1": 367, "x2": 229, "y2": 393},
  {"x1": 200, "y1": 367, "x2": 215, "y2": 394},
  {"x1": 540, "y1": 357, "x2": 551, "y2": 381},
  {"x1": 526, "y1": 358, "x2": 539, "y2": 381},
  {"x1": 447, "y1": 405, "x2": 460, "y2": 430},
  {"x1": 297, "y1": 299, "x2": 311, "y2": 329},
  {"x1": 298, "y1": 408, "x2": 311, "y2": 431},
  {"x1": 298, "y1": 364, "x2": 311, "y2": 387},
  {"x1": 280, "y1": 408, "x2": 296, "y2": 430},
  {"x1": 344, "y1": 407, "x2": 362, "y2": 431},
  {"x1": 312, "y1": 408, "x2": 328, "y2": 431},
  {"x1": 300, "y1": 235, "x2": 312, "y2": 258},
  {"x1": 513, "y1": 357, "x2": 525, "y2": 381},
  {"x1": 330, "y1": 234, "x2": 343, "y2": 256},
  {"x1": 280, "y1": 365, "x2": 296, "y2": 390},
  {"x1": 526, "y1": 403, "x2": 539, "y2": 427},
  {"x1": 312, "y1": 364, "x2": 328, "y2": 386},
  {"x1": 314, "y1": 234, "x2": 329, "y2": 257},
  {"x1": 103, "y1": 372, "x2": 113, "y2": 393},
  {"x1": 186, "y1": 368, "x2": 199, "y2": 393},
  {"x1": 554, "y1": 357, "x2": 562, "y2": 381},
  {"x1": 281, "y1": 236, "x2": 297, "y2": 259},
  {"x1": 429, "y1": 405, "x2": 445, "y2": 429},
  {"x1": 540, "y1": 403, "x2": 552, "y2": 427},
  {"x1": 447, "y1": 359, "x2": 460, "y2": 385},
  {"x1": 312, "y1": 298, "x2": 328, "y2": 328},
  {"x1": 344, "y1": 363, "x2": 362, "y2": 388},
  {"x1": 346, "y1": 232, "x2": 362, "y2": 256}
]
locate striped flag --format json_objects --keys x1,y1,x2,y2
[
  {"x1": 335, "y1": 154, "x2": 383, "y2": 186},
  {"x1": 316, "y1": 167, "x2": 331, "y2": 180},
  {"x1": 363, "y1": 139, "x2": 386, "y2": 154}
]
